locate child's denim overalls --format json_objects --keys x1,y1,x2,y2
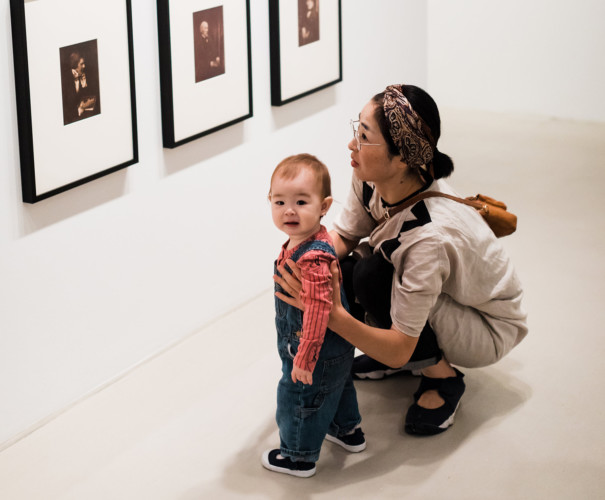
[{"x1": 274, "y1": 239, "x2": 361, "y2": 463}]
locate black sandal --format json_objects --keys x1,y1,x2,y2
[{"x1": 405, "y1": 368, "x2": 465, "y2": 435}]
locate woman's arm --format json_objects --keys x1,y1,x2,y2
[
  {"x1": 274, "y1": 259, "x2": 418, "y2": 368},
  {"x1": 329, "y1": 230, "x2": 359, "y2": 260},
  {"x1": 326, "y1": 261, "x2": 418, "y2": 368},
  {"x1": 328, "y1": 303, "x2": 418, "y2": 368}
]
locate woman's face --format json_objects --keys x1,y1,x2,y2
[{"x1": 348, "y1": 101, "x2": 401, "y2": 185}]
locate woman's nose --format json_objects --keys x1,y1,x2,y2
[{"x1": 347, "y1": 137, "x2": 357, "y2": 151}]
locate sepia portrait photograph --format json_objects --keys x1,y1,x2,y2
[
  {"x1": 157, "y1": 0, "x2": 252, "y2": 147},
  {"x1": 193, "y1": 6, "x2": 226, "y2": 83},
  {"x1": 270, "y1": 0, "x2": 340, "y2": 105},
  {"x1": 59, "y1": 39, "x2": 101, "y2": 126},
  {"x1": 10, "y1": 0, "x2": 137, "y2": 202},
  {"x1": 298, "y1": 0, "x2": 319, "y2": 46}
]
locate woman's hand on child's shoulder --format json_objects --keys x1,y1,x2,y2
[{"x1": 274, "y1": 260, "x2": 304, "y2": 310}]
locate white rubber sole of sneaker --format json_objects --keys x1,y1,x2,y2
[
  {"x1": 355, "y1": 367, "x2": 406, "y2": 380},
  {"x1": 438, "y1": 401, "x2": 461, "y2": 430},
  {"x1": 261, "y1": 450, "x2": 316, "y2": 478},
  {"x1": 324, "y1": 434, "x2": 367, "y2": 453}
]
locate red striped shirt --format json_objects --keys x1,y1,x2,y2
[{"x1": 277, "y1": 226, "x2": 336, "y2": 373}]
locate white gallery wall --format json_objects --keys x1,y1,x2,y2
[
  {"x1": 0, "y1": 1, "x2": 427, "y2": 447},
  {"x1": 1, "y1": 0, "x2": 603, "y2": 450},
  {"x1": 427, "y1": 0, "x2": 605, "y2": 122}
]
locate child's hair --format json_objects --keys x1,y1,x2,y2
[{"x1": 269, "y1": 154, "x2": 331, "y2": 199}]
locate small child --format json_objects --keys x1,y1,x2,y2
[{"x1": 261, "y1": 154, "x2": 365, "y2": 478}]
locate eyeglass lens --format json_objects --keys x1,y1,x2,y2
[{"x1": 351, "y1": 120, "x2": 361, "y2": 150}]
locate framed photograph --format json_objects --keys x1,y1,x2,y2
[
  {"x1": 157, "y1": 0, "x2": 253, "y2": 148},
  {"x1": 269, "y1": 0, "x2": 342, "y2": 106},
  {"x1": 10, "y1": 0, "x2": 138, "y2": 204}
]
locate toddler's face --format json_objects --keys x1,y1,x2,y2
[{"x1": 270, "y1": 167, "x2": 331, "y2": 248}]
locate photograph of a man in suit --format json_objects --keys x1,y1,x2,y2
[
  {"x1": 193, "y1": 7, "x2": 225, "y2": 83},
  {"x1": 60, "y1": 39, "x2": 101, "y2": 126}
]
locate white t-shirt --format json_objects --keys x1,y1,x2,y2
[{"x1": 333, "y1": 177, "x2": 527, "y2": 347}]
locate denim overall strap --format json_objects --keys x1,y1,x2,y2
[
  {"x1": 275, "y1": 240, "x2": 336, "y2": 300},
  {"x1": 286, "y1": 239, "x2": 349, "y2": 312},
  {"x1": 290, "y1": 240, "x2": 336, "y2": 264}
]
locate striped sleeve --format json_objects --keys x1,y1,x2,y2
[{"x1": 293, "y1": 250, "x2": 334, "y2": 373}]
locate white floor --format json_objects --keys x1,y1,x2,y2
[{"x1": 1, "y1": 110, "x2": 605, "y2": 499}]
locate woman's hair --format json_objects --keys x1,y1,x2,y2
[
  {"x1": 269, "y1": 153, "x2": 331, "y2": 199},
  {"x1": 372, "y1": 85, "x2": 454, "y2": 179}
]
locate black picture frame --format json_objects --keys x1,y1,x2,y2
[
  {"x1": 157, "y1": 0, "x2": 253, "y2": 148},
  {"x1": 10, "y1": 0, "x2": 138, "y2": 204},
  {"x1": 269, "y1": 0, "x2": 342, "y2": 106}
]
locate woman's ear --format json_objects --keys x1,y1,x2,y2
[
  {"x1": 394, "y1": 154, "x2": 407, "y2": 169},
  {"x1": 321, "y1": 196, "x2": 333, "y2": 216}
]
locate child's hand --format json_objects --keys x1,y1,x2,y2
[{"x1": 291, "y1": 365, "x2": 313, "y2": 385}]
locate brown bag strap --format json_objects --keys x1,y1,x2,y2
[{"x1": 377, "y1": 191, "x2": 487, "y2": 225}]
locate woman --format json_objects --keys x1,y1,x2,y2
[{"x1": 275, "y1": 84, "x2": 528, "y2": 436}]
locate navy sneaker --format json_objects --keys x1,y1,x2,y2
[
  {"x1": 352, "y1": 354, "x2": 410, "y2": 379},
  {"x1": 405, "y1": 368, "x2": 466, "y2": 435},
  {"x1": 325, "y1": 427, "x2": 366, "y2": 452},
  {"x1": 261, "y1": 449, "x2": 316, "y2": 478}
]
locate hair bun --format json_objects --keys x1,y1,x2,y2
[{"x1": 432, "y1": 149, "x2": 454, "y2": 179}]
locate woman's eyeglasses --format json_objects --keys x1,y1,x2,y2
[{"x1": 350, "y1": 119, "x2": 383, "y2": 151}]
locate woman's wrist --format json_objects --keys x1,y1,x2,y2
[{"x1": 329, "y1": 301, "x2": 350, "y2": 335}]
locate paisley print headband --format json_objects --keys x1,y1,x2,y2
[{"x1": 383, "y1": 84, "x2": 435, "y2": 169}]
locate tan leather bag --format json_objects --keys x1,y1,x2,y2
[{"x1": 378, "y1": 192, "x2": 517, "y2": 238}]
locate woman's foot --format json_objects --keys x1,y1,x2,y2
[
  {"x1": 351, "y1": 354, "x2": 440, "y2": 379},
  {"x1": 416, "y1": 359, "x2": 457, "y2": 408},
  {"x1": 405, "y1": 363, "x2": 465, "y2": 435},
  {"x1": 351, "y1": 354, "x2": 411, "y2": 379}
]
